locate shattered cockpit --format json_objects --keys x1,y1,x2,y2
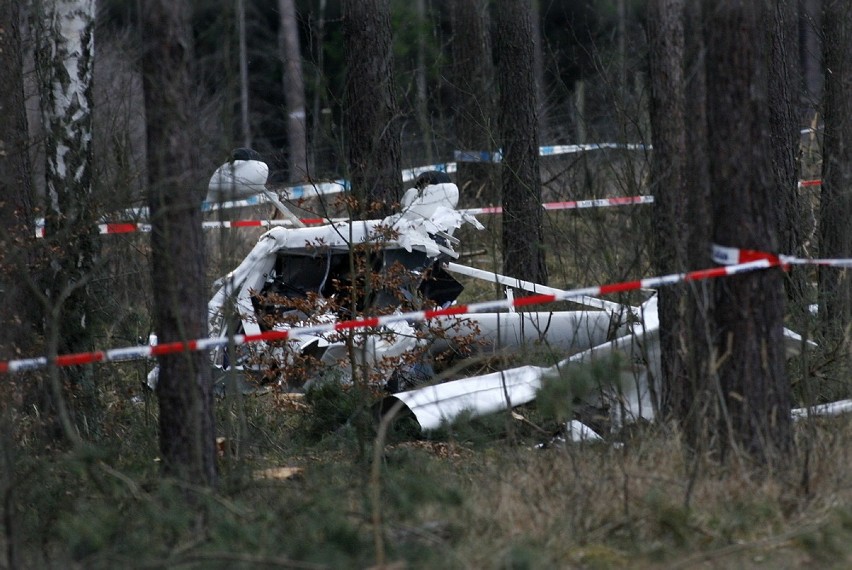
[
  {"x1": 254, "y1": 236, "x2": 464, "y2": 323},
  {"x1": 205, "y1": 177, "x2": 487, "y2": 389}
]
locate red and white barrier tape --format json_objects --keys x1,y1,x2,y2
[
  {"x1": 712, "y1": 244, "x2": 852, "y2": 268},
  {"x1": 461, "y1": 195, "x2": 654, "y2": 216},
  {"x1": 35, "y1": 195, "x2": 656, "y2": 237},
  {"x1": 0, "y1": 256, "x2": 780, "y2": 374},
  {"x1": 35, "y1": 219, "x2": 328, "y2": 238}
]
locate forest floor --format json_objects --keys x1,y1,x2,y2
[{"x1": 7, "y1": 379, "x2": 852, "y2": 569}]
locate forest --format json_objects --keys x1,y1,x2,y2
[{"x1": 2, "y1": 0, "x2": 852, "y2": 567}]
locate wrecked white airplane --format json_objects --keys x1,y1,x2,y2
[
  {"x1": 150, "y1": 152, "x2": 815, "y2": 441},
  {"x1": 200, "y1": 169, "x2": 634, "y2": 394}
]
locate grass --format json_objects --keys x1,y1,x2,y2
[{"x1": 5, "y1": 370, "x2": 852, "y2": 568}]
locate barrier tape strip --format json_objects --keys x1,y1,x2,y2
[
  {"x1": 462, "y1": 195, "x2": 654, "y2": 216},
  {"x1": 454, "y1": 143, "x2": 648, "y2": 163},
  {"x1": 712, "y1": 244, "x2": 852, "y2": 268},
  {"x1": 202, "y1": 180, "x2": 349, "y2": 211},
  {"x1": 85, "y1": 143, "x2": 648, "y2": 220},
  {"x1": 36, "y1": 219, "x2": 316, "y2": 238},
  {"x1": 198, "y1": 173, "x2": 819, "y2": 208},
  {"x1": 99, "y1": 180, "x2": 350, "y2": 222},
  {"x1": 151, "y1": 175, "x2": 825, "y2": 216},
  {"x1": 0, "y1": 256, "x2": 780, "y2": 374},
  {"x1": 35, "y1": 195, "x2": 655, "y2": 237},
  {"x1": 36, "y1": 174, "x2": 822, "y2": 230},
  {"x1": 203, "y1": 142, "x2": 649, "y2": 208}
]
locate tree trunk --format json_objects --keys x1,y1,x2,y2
[
  {"x1": 574, "y1": 79, "x2": 587, "y2": 144},
  {"x1": 799, "y1": 0, "x2": 823, "y2": 117},
  {"x1": 681, "y1": 0, "x2": 715, "y2": 449},
  {"x1": 450, "y1": 0, "x2": 495, "y2": 203},
  {"x1": 771, "y1": 0, "x2": 808, "y2": 329},
  {"x1": 310, "y1": 0, "x2": 327, "y2": 176},
  {"x1": 494, "y1": 0, "x2": 547, "y2": 286},
  {"x1": 818, "y1": 0, "x2": 852, "y2": 344},
  {"x1": 0, "y1": 0, "x2": 37, "y2": 357},
  {"x1": 415, "y1": 0, "x2": 433, "y2": 164},
  {"x1": 278, "y1": 0, "x2": 308, "y2": 181},
  {"x1": 237, "y1": 0, "x2": 251, "y2": 148},
  {"x1": 343, "y1": 0, "x2": 402, "y2": 217},
  {"x1": 34, "y1": 0, "x2": 101, "y2": 436},
  {"x1": 647, "y1": 0, "x2": 687, "y2": 421},
  {"x1": 530, "y1": 0, "x2": 546, "y2": 137},
  {"x1": 141, "y1": 0, "x2": 217, "y2": 486},
  {"x1": 618, "y1": 0, "x2": 628, "y2": 97},
  {"x1": 0, "y1": 16, "x2": 37, "y2": 552},
  {"x1": 704, "y1": 0, "x2": 793, "y2": 462}
]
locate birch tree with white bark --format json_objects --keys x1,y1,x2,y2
[{"x1": 34, "y1": 0, "x2": 101, "y2": 435}]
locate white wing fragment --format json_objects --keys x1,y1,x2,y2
[{"x1": 384, "y1": 292, "x2": 818, "y2": 437}]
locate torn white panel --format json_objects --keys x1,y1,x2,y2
[
  {"x1": 146, "y1": 366, "x2": 159, "y2": 390},
  {"x1": 383, "y1": 300, "x2": 656, "y2": 433},
  {"x1": 206, "y1": 157, "x2": 269, "y2": 202},
  {"x1": 559, "y1": 293, "x2": 661, "y2": 427},
  {"x1": 383, "y1": 332, "x2": 645, "y2": 432},
  {"x1": 534, "y1": 420, "x2": 606, "y2": 448},
  {"x1": 791, "y1": 399, "x2": 852, "y2": 420},
  {"x1": 445, "y1": 262, "x2": 631, "y2": 315},
  {"x1": 305, "y1": 315, "x2": 425, "y2": 369},
  {"x1": 781, "y1": 328, "x2": 818, "y2": 357},
  {"x1": 564, "y1": 322, "x2": 661, "y2": 427},
  {"x1": 383, "y1": 293, "x2": 815, "y2": 433},
  {"x1": 398, "y1": 182, "x2": 459, "y2": 218},
  {"x1": 432, "y1": 310, "x2": 623, "y2": 355},
  {"x1": 386, "y1": 366, "x2": 544, "y2": 431},
  {"x1": 205, "y1": 151, "x2": 306, "y2": 227},
  {"x1": 566, "y1": 420, "x2": 604, "y2": 442},
  {"x1": 208, "y1": 185, "x2": 476, "y2": 259},
  {"x1": 208, "y1": 229, "x2": 280, "y2": 335}
]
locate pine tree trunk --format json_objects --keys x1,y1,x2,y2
[
  {"x1": 494, "y1": 0, "x2": 547, "y2": 286},
  {"x1": 450, "y1": 0, "x2": 495, "y2": 204},
  {"x1": 279, "y1": 0, "x2": 308, "y2": 181},
  {"x1": 681, "y1": 0, "x2": 715, "y2": 449},
  {"x1": 818, "y1": 0, "x2": 852, "y2": 345},
  {"x1": 0, "y1": 0, "x2": 37, "y2": 358},
  {"x1": 705, "y1": 0, "x2": 792, "y2": 462},
  {"x1": 770, "y1": 0, "x2": 808, "y2": 330},
  {"x1": 415, "y1": 0, "x2": 433, "y2": 164},
  {"x1": 343, "y1": 0, "x2": 402, "y2": 217},
  {"x1": 0, "y1": 0, "x2": 29, "y2": 537},
  {"x1": 800, "y1": 0, "x2": 823, "y2": 116},
  {"x1": 237, "y1": 0, "x2": 251, "y2": 148},
  {"x1": 648, "y1": 0, "x2": 688, "y2": 421},
  {"x1": 141, "y1": 0, "x2": 217, "y2": 486}
]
